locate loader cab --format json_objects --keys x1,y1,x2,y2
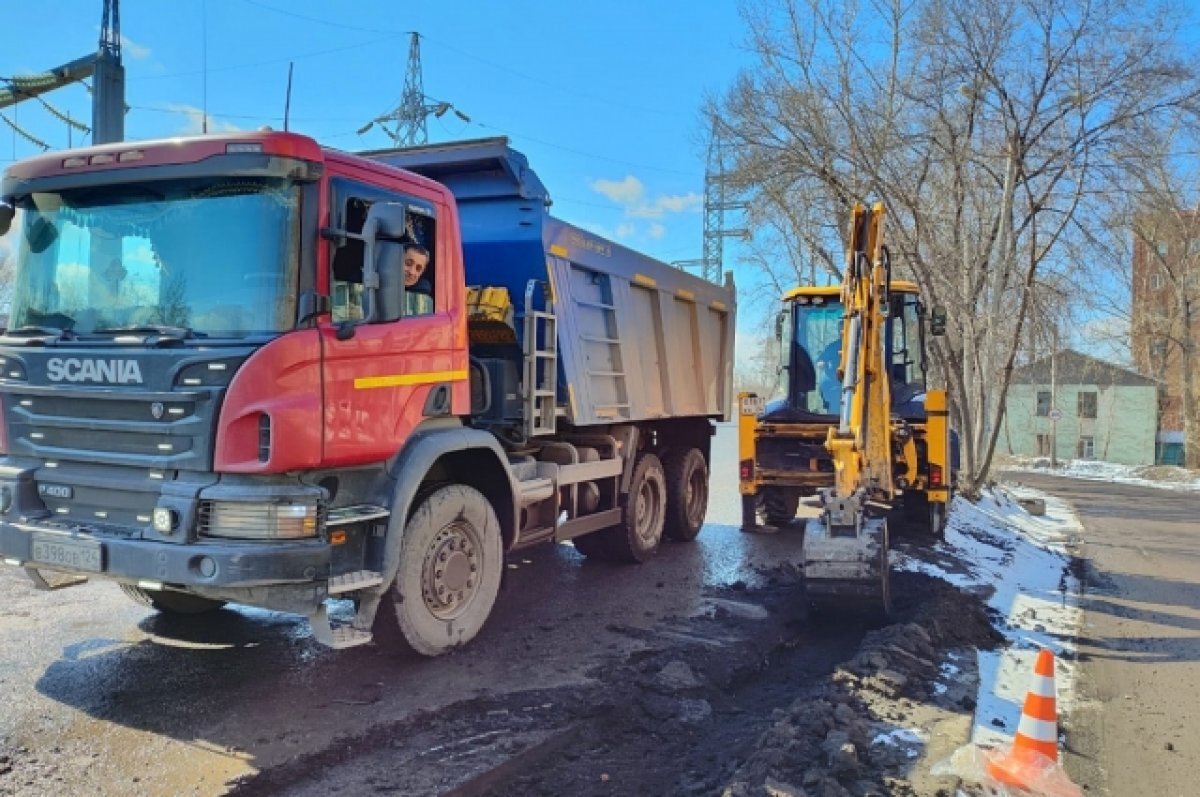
[{"x1": 775, "y1": 282, "x2": 928, "y2": 419}]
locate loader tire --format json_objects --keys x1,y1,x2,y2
[
  {"x1": 120, "y1": 584, "x2": 226, "y2": 615},
  {"x1": 759, "y1": 488, "x2": 800, "y2": 527},
  {"x1": 382, "y1": 484, "x2": 503, "y2": 656},
  {"x1": 903, "y1": 493, "x2": 946, "y2": 540},
  {"x1": 663, "y1": 448, "x2": 708, "y2": 542}
]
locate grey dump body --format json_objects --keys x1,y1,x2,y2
[{"x1": 364, "y1": 137, "x2": 735, "y2": 426}]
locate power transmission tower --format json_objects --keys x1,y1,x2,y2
[
  {"x1": 358, "y1": 32, "x2": 469, "y2": 147},
  {"x1": 0, "y1": 0, "x2": 124, "y2": 145},
  {"x1": 674, "y1": 119, "x2": 747, "y2": 283}
]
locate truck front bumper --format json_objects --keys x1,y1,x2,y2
[{"x1": 0, "y1": 518, "x2": 331, "y2": 604}]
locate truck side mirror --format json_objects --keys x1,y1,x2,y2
[
  {"x1": 374, "y1": 241, "x2": 406, "y2": 322},
  {"x1": 930, "y1": 305, "x2": 947, "y2": 336},
  {"x1": 0, "y1": 203, "x2": 13, "y2": 237},
  {"x1": 360, "y1": 202, "x2": 410, "y2": 324},
  {"x1": 774, "y1": 310, "x2": 786, "y2": 341}
]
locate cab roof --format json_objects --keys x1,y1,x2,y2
[{"x1": 782, "y1": 280, "x2": 920, "y2": 301}]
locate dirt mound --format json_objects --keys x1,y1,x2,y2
[{"x1": 722, "y1": 576, "x2": 1001, "y2": 796}]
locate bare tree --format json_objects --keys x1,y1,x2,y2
[{"x1": 714, "y1": 0, "x2": 1198, "y2": 492}]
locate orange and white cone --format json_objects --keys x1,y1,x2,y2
[{"x1": 985, "y1": 648, "x2": 1082, "y2": 796}]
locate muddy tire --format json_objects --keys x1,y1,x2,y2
[
  {"x1": 384, "y1": 484, "x2": 503, "y2": 656},
  {"x1": 663, "y1": 448, "x2": 708, "y2": 542},
  {"x1": 903, "y1": 493, "x2": 946, "y2": 540},
  {"x1": 759, "y1": 488, "x2": 800, "y2": 527},
  {"x1": 575, "y1": 453, "x2": 666, "y2": 563},
  {"x1": 120, "y1": 584, "x2": 226, "y2": 615}
]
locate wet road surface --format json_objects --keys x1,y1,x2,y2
[
  {"x1": 1007, "y1": 473, "x2": 1200, "y2": 797},
  {"x1": 0, "y1": 425, "x2": 815, "y2": 795}
]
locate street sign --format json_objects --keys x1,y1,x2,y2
[{"x1": 1048, "y1": 408, "x2": 1063, "y2": 422}]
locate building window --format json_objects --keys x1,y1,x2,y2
[
  {"x1": 1036, "y1": 391, "x2": 1052, "y2": 417},
  {"x1": 1149, "y1": 271, "x2": 1165, "y2": 290},
  {"x1": 1156, "y1": 241, "x2": 1169, "y2": 257},
  {"x1": 1077, "y1": 435, "x2": 1095, "y2": 459},
  {"x1": 1151, "y1": 340, "x2": 1168, "y2": 361},
  {"x1": 1077, "y1": 391, "x2": 1097, "y2": 419},
  {"x1": 1036, "y1": 434, "x2": 1052, "y2": 457}
]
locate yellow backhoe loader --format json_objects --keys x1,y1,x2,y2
[{"x1": 738, "y1": 202, "x2": 950, "y2": 614}]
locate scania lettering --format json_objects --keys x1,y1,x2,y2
[
  {"x1": 0, "y1": 132, "x2": 735, "y2": 654},
  {"x1": 46, "y1": 357, "x2": 144, "y2": 385}
]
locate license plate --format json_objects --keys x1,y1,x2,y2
[{"x1": 31, "y1": 535, "x2": 104, "y2": 573}]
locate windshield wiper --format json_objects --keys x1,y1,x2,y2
[
  {"x1": 4, "y1": 325, "x2": 79, "y2": 341},
  {"x1": 95, "y1": 325, "x2": 208, "y2": 340}
]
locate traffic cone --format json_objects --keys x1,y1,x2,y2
[{"x1": 985, "y1": 648, "x2": 1081, "y2": 796}]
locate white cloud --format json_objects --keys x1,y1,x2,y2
[
  {"x1": 166, "y1": 104, "x2": 240, "y2": 136},
  {"x1": 120, "y1": 34, "x2": 152, "y2": 60},
  {"x1": 627, "y1": 193, "x2": 703, "y2": 219},
  {"x1": 615, "y1": 223, "x2": 637, "y2": 239},
  {"x1": 591, "y1": 176, "x2": 645, "y2": 205},
  {"x1": 648, "y1": 223, "x2": 667, "y2": 240}
]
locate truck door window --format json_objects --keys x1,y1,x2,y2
[{"x1": 329, "y1": 180, "x2": 437, "y2": 323}]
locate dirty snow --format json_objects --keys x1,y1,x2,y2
[{"x1": 894, "y1": 486, "x2": 1084, "y2": 750}]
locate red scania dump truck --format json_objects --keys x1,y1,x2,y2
[{"x1": 0, "y1": 132, "x2": 735, "y2": 654}]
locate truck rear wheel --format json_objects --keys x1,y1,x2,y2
[
  {"x1": 663, "y1": 448, "x2": 708, "y2": 542},
  {"x1": 384, "y1": 484, "x2": 503, "y2": 656},
  {"x1": 120, "y1": 584, "x2": 226, "y2": 615},
  {"x1": 574, "y1": 453, "x2": 666, "y2": 563}
]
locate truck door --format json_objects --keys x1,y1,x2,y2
[{"x1": 320, "y1": 178, "x2": 464, "y2": 466}]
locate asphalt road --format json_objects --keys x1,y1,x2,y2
[
  {"x1": 0, "y1": 425, "x2": 816, "y2": 796},
  {"x1": 1006, "y1": 473, "x2": 1200, "y2": 797}
]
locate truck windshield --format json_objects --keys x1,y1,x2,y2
[
  {"x1": 792, "y1": 298, "x2": 844, "y2": 415},
  {"x1": 6, "y1": 177, "x2": 300, "y2": 338}
]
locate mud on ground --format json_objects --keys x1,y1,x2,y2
[{"x1": 225, "y1": 564, "x2": 1001, "y2": 797}]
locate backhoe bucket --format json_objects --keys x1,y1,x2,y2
[{"x1": 802, "y1": 514, "x2": 891, "y2": 616}]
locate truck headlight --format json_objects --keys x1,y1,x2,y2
[{"x1": 200, "y1": 500, "x2": 320, "y2": 539}]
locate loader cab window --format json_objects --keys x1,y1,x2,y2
[
  {"x1": 791, "y1": 296, "x2": 844, "y2": 415},
  {"x1": 887, "y1": 292, "x2": 926, "y2": 407},
  {"x1": 329, "y1": 180, "x2": 436, "y2": 324}
]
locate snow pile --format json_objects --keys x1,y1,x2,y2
[
  {"x1": 895, "y1": 487, "x2": 1084, "y2": 749},
  {"x1": 1006, "y1": 456, "x2": 1200, "y2": 491}
]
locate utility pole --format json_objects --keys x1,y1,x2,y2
[
  {"x1": 0, "y1": 0, "x2": 124, "y2": 145},
  {"x1": 357, "y1": 33, "x2": 469, "y2": 148},
  {"x1": 673, "y1": 119, "x2": 747, "y2": 284},
  {"x1": 1050, "y1": 328, "x2": 1059, "y2": 467}
]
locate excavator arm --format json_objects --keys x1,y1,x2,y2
[{"x1": 802, "y1": 202, "x2": 897, "y2": 616}]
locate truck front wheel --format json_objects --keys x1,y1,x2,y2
[
  {"x1": 663, "y1": 448, "x2": 708, "y2": 542},
  {"x1": 384, "y1": 484, "x2": 503, "y2": 656}
]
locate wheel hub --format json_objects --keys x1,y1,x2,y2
[{"x1": 422, "y1": 522, "x2": 480, "y2": 619}]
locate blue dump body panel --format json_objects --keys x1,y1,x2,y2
[{"x1": 363, "y1": 138, "x2": 736, "y2": 426}]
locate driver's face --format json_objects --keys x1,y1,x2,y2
[{"x1": 404, "y1": 250, "x2": 428, "y2": 287}]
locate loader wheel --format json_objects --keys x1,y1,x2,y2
[
  {"x1": 663, "y1": 448, "x2": 708, "y2": 542},
  {"x1": 903, "y1": 493, "x2": 946, "y2": 540},
  {"x1": 759, "y1": 488, "x2": 800, "y2": 527},
  {"x1": 120, "y1": 584, "x2": 226, "y2": 615},
  {"x1": 383, "y1": 484, "x2": 503, "y2": 656}
]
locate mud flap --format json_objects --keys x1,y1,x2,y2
[{"x1": 24, "y1": 567, "x2": 88, "y2": 591}]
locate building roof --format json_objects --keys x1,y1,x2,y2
[{"x1": 1011, "y1": 349, "x2": 1158, "y2": 387}]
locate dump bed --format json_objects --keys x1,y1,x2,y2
[{"x1": 364, "y1": 138, "x2": 736, "y2": 426}]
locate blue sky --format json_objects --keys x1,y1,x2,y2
[{"x1": 1, "y1": 0, "x2": 754, "y2": 276}]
